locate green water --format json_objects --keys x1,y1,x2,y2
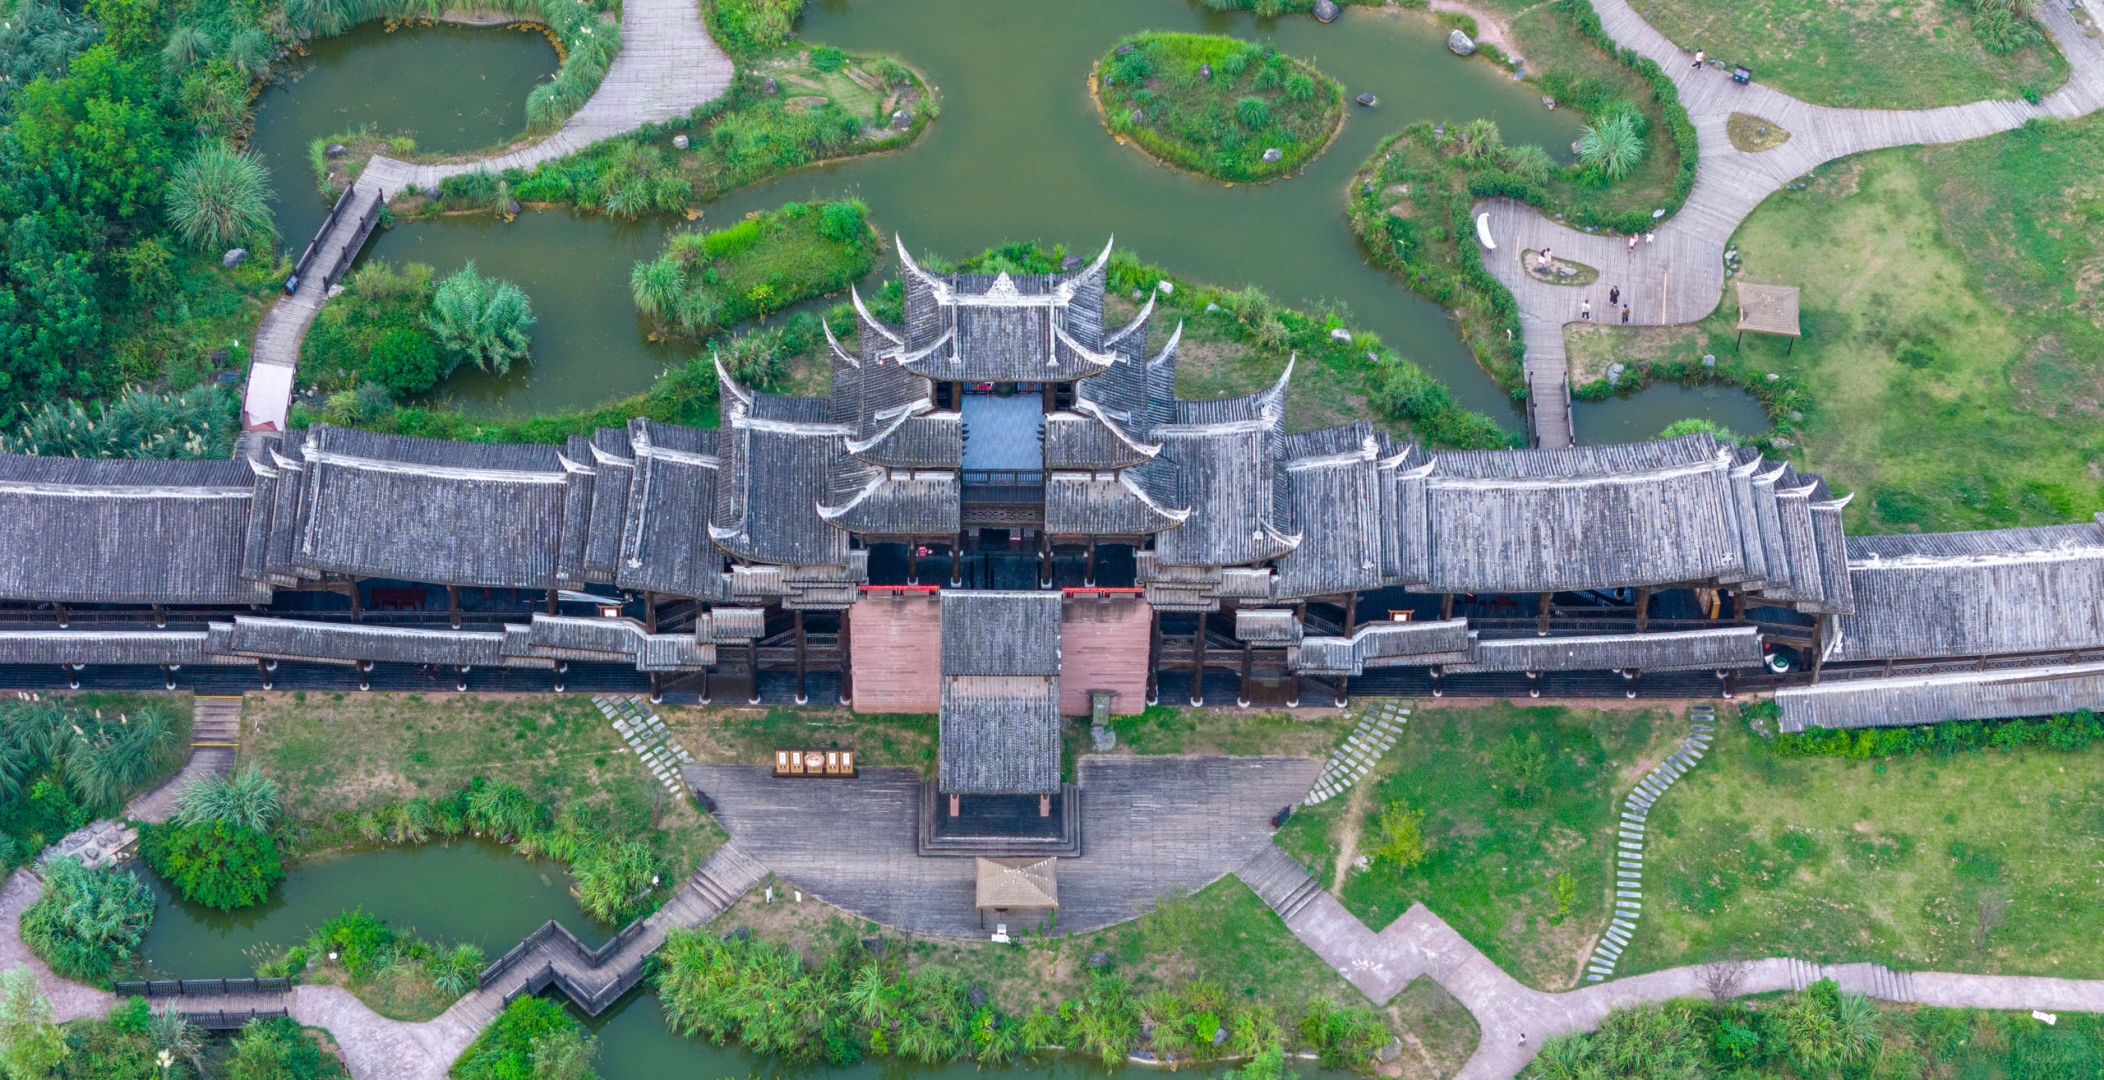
[
  {"x1": 261, "y1": 0, "x2": 1767, "y2": 438},
  {"x1": 253, "y1": 21, "x2": 559, "y2": 245},
  {"x1": 138, "y1": 841, "x2": 598, "y2": 977}
]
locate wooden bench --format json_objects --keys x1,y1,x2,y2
[{"x1": 772, "y1": 749, "x2": 857, "y2": 778}]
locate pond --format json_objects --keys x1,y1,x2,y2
[
  {"x1": 256, "y1": 0, "x2": 1766, "y2": 436},
  {"x1": 137, "y1": 846, "x2": 1362, "y2": 1080},
  {"x1": 138, "y1": 841, "x2": 599, "y2": 977}
]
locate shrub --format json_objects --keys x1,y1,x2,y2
[
  {"x1": 226, "y1": 1016, "x2": 347, "y2": 1080},
  {"x1": 811, "y1": 45, "x2": 847, "y2": 72},
  {"x1": 708, "y1": 0, "x2": 805, "y2": 56},
  {"x1": 1, "y1": 384, "x2": 239, "y2": 459},
  {"x1": 20, "y1": 857, "x2": 155, "y2": 983},
  {"x1": 1235, "y1": 95, "x2": 1271, "y2": 129},
  {"x1": 452, "y1": 996, "x2": 597, "y2": 1080},
  {"x1": 633, "y1": 199, "x2": 874, "y2": 340},
  {"x1": 1577, "y1": 110, "x2": 1645, "y2": 181},
  {"x1": 139, "y1": 820, "x2": 285, "y2": 911},
  {"x1": 0, "y1": 967, "x2": 65, "y2": 1080},
  {"x1": 174, "y1": 765, "x2": 282, "y2": 833},
  {"x1": 1369, "y1": 801, "x2": 1428, "y2": 871},
  {"x1": 311, "y1": 909, "x2": 393, "y2": 979},
  {"x1": 1493, "y1": 732, "x2": 1549, "y2": 805},
  {"x1": 428, "y1": 263, "x2": 536, "y2": 376},
  {"x1": 166, "y1": 141, "x2": 277, "y2": 251}
]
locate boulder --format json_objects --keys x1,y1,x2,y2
[
  {"x1": 1061, "y1": 253, "x2": 1083, "y2": 271},
  {"x1": 222, "y1": 248, "x2": 249, "y2": 270},
  {"x1": 1115, "y1": 43, "x2": 1136, "y2": 57},
  {"x1": 762, "y1": 76, "x2": 778, "y2": 94},
  {"x1": 1606, "y1": 362, "x2": 1626, "y2": 384},
  {"x1": 1204, "y1": 302, "x2": 1221, "y2": 314},
  {"x1": 1766, "y1": 372, "x2": 1780, "y2": 381},
  {"x1": 1379, "y1": 1038, "x2": 1404, "y2": 1064},
  {"x1": 1213, "y1": 1027, "x2": 1230, "y2": 1047},
  {"x1": 1200, "y1": 62, "x2": 1213, "y2": 81},
  {"x1": 892, "y1": 109, "x2": 912, "y2": 130},
  {"x1": 1156, "y1": 280, "x2": 1174, "y2": 296},
  {"x1": 1262, "y1": 147, "x2": 1284, "y2": 163},
  {"x1": 1129, "y1": 108, "x2": 1144, "y2": 126},
  {"x1": 1328, "y1": 327, "x2": 1353, "y2": 343},
  {"x1": 1355, "y1": 91, "x2": 1378, "y2": 107},
  {"x1": 501, "y1": 197, "x2": 522, "y2": 217},
  {"x1": 862, "y1": 937, "x2": 888, "y2": 957},
  {"x1": 967, "y1": 987, "x2": 989, "y2": 1008},
  {"x1": 1313, "y1": 0, "x2": 1340, "y2": 22},
  {"x1": 325, "y1": 143, "x2": 348, "y2": 158},
  {"x1": 672, "y1": 134, "x2": 690, "y2": 150},
  {"x1": 1447, "y1": 29, "x2": 1476, "y2": 56},
  {"x1": 1701, "y1": 353, "x2": 1717, "y2": 369},
  {"x1": 1088, "y1": 951, "x2": 1113, "y2": 969}
]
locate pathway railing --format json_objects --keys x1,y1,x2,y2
[
  {"x1": 289, "y1": 185, "x2": 358, "y2": 291},
  {"x1": 116, "y1": 977, "x2": 291, "y2": 998},
  {"x1": 475, "y1": 914, "x2": 655, "y2": 1016}
]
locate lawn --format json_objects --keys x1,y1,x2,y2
[
  {"x1": 242, "y1": 691, "x2": 718, "y2": 874},
  {"x1": 660, "y1": 704, "x2": 938, "y2": 775},
  {"x1": 1628, "y1": 0, "x2": 2066, "y2": 108},
  {"x1": 1105, "y1": 703, "x2": 1353, "y2": 759},
  {"x1": 1095, "y1": 33, "x2": 1345, "y2": 183},
  {"x1": 631, "y1": 198, "x2": 877, "y2": 342},
  {"x1": 1621, "y1": 709, "x2": 2104, "y2": 980},
  {"x1": 1276, "y1": 701, "x2": 1682, "y2": 990},
  {"x1": 1564, "y1": 121, "x2": 2104, "y2": 533}
]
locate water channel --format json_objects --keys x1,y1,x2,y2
[
  {"x1": 135, "y1": 845, "x2": 1361, "y2": 1080},
  {"x1": 249, "y1": 1, "x2": 1765, "y2": 444}
]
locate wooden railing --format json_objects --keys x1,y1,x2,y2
[
  {"x1": 477, "y1": 916, "x2": 654, "y2": 1016},
  {"x1": 116, "y1": 977, "x2": 291, "y2": 998}
]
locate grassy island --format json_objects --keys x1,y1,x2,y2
[
  {"x1": 631, "y1": 199, "x2": 877, "y2": 342},
  {"x1": 1095, "y1": 33, "x2": 1345, "y2": 183}
]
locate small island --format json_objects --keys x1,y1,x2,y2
[{"x1": 1094, "y1": 32, "x2": 1345, "y2": 183}]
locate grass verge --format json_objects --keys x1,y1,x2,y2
[
  {"x1": 1276, "y1": 701, "x2": 1680, "y2": 990},
  {"x1": 1623, "y1": 706, "x2": 2104, "y2": 980}
]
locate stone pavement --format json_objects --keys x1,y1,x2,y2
[
  {"x1": 1482, "y1": 0, "x2": 2104, "y2": 446},
  {"x1": 1237, "y1": 849, "x2": 2104, "y2": 1080},
  {"x1": 593, "y1": 693, "x2": 694, "y2": 801},
  {"x1": 1299, "y1": 698, "x2": 1409, "y2": 806},
  {"x1": 1581, "y1": 703, "x2": 1714, "y2": 982}
]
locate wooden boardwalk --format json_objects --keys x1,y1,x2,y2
[
  {"x1": 1483, "y1": 0, "x2": 2104, "y2": 447},
  {"x1": 239, "y1": 0, "x2": 734, "y2": 434}
]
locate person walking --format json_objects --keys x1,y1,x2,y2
[
  {"x1": 1628, "y1": 234, "x2": 1638, "y2": 251},
  {"x1": 1580, "y1": 298, "x2": 1591, "y2": 321},
  {"x1": 1608, "y1": 285, "x2": 1621, "y2": 307},
  {"x1": 1621, "y1": 304, "x2": 1632, "y2": 324},
  {"x1": 1693, "y1": 49, "x2": 1705, "y2": 68}
]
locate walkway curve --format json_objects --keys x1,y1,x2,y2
[
  {"x1": 1237, "y1": 849, "x2": 2104, "y2": 1080},
  {"x1": 241, "y1": 0, "x2": 735, "y2": 433},
  {"x1": 1483, "y1": 0, "x2": 2104, "y2": 447}
]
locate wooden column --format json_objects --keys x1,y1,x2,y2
[
  {"x1": 1190, "y1": 613, "x2": 1205, "y2": 706},
  {"x1": 908, "y1": 543, "x2": 919, "y2": 586},
  {"x1": 949, "y1": 793, "x2": 960, "y2": 818},
  {"x1": 1440, "y1": 593, "x2": 1454, "y2": 621},
  {"x1": 1084, "y1": 539, "x2": 1097, "y2": 587},
  {"x1": 1146, "y1": 609, "x2": 1162, "y2": 704},
  {"x1": 1039, "y1": 794, "x2": 1051, "y2": 818},
  {"x1": 1808, "y1": 618, "x2": 1825, "y2": 683},
  {"x1": 1634, "y1": 587, "x2": 1652, "y2": 632},
  {"x1": 347, "y1": 583, "x2": 361, "y2": 622},
  {"x1": 951, "y1": 532, "x2": 963, "y2": 586},
  {"x1": 838, "y1": 606, "x2": 854, "y2": 705},
  {"x1": 747, "y1": 640, "x2": 761, "y2": 704},
  {"x1": 1239, "y1": 642, "x2": 1253, "y2": 707},
  {"x1": 1537, "y1": 592, "x2": 1551, "y2": 635},
  {"x1": 793, "y1": 609, "x2": 808, "y2": 704},
  {"x1": 645, "y1": 593, "x2": 659, "y2": 632},
  {"x1": 448, "y1": 585, "x2": 461, "y2": 629},
  {"x1": 152, "y1": 604, "x2": 166, "y2": 628},
  {"x1": 1732, "y1": 591, "x2": 1747, "y2": 621},
  {"x1": 1039, "y1": 531, "x2": 1053, "y2": 588},
  {"x1": 546, "y1": 588, "x2": 559, "y2": 615},
  {"x1": 697, "y1": 665, "x2": 711, "y2": 705},
  {"x1": 1343, "y1": 592, "x2": 1358, "y2": 635}
]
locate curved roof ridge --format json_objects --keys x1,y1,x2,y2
[
  {"x1": 850, "y1": 284, "x2": 904, "y2": 346},
  {"x1": 1103, "y1": 290, "x2": 1157, "y2": 349},
  {"x1": 821, "y1": 315, "x2": 859, "y2": 369}
]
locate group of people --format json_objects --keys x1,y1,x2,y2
[{"x1": 1580, "y1": 284, "x2": 1632, "y2": 324}]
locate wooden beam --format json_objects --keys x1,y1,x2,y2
[
  {"x1": 1634, "y1": 586, "x2": 1652, "y2": 632},
  {"x1": 1537, "y1": 592, "x2": 1551, "y2": 635},
  {"x1": 793, "y1": 609, "x2": 808, "y2": 704},
  {"x1": 1146, "y1": 609, "x2": 1162, "y2": 704},
  {"x1": 1343, "y1": 592, "x2": 1357, "y2": 635}
]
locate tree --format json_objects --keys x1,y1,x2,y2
[
  {"x1": 1699, "y1": 955, "x2": 1752, "y2": 1004},
  {"x1": 20, "y1": 857, "x2": 155, "y2": 983},
  {"x1": 166, "y1": 140, "x2": 276, "y2": 251},
  {"x1": 1370, "y1": 801, "x2": 1428, "y2": 871},
  {"x1": 139, "y1": 820, "x2": 286, "y2": 911},
  {"x1": 1493, "y1": 732, "x2": 1550, "y2": 806},
  {"x1": 1577, "y1": 110, "x2": 1646, "y2": 181},
  {"x1": 0, "y1": 213, "x2": 105, "y2": 410},
  {"x1": 818, "y1": 199, "x2": 868, "y2": 244},
  {"x1": 428, "y1": 263, "x2": 536, "y2": 376},
  {"x1": 363, "y1": 328, "x2": 447, "y2": 397},
  {"x1": 0, "y1": 966, "x2": 67, "y2": 1079}
]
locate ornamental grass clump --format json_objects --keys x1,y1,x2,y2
[
  {"x1": 0, "y1": 384, "x2": 239, "y2": 460},
  {"x1": 20, "y1": 857, "x2": 155, "y2": 983},
  {"x1": 428, "y1": 262, "x2": 537, "y2": 377},
  {"x1": 166, "y1": 141, "x2": 276, "y2": 251}
]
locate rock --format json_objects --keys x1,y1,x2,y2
[
  {"x1": 1115, "y1": 43, "x2": 1135, "y2": 57},
  {"x1": 1156, "y1": 280, "x2": 1174, "y2": 295},
  {"x1": 1329, "y1": 327, "x2": 1353, "y2": 343},
  {"x1": 1204, "y1": 302, "x2": 1221, "y2": 314},
  {"x1": 1766, "y1": 372, "x2": 1780, "y2": 381},
  {"x1": 1542, "y1": 96, "x2": 1557, "y2": 109},
  {"x1": 1355, "y1": 91, "x2": 1378, "y2": 107},
  {"x1": 1447, "y1": 29, "x2": 1476, "y2": 56},
  {"x1": 1652, "y1": 209, "x2": 1667, "y2": 218},
  {"x1": 1379, "y1": 1038, "x2": 1404, "y2": 1064},
  {"x1": 1131, "y1": 290, "x2": 1143, "y2": 302},
  {"x1": 724, "y1": 927, "x2": 753, "y2": 943},
  {"x1": 1200, "y1": 62, "x2": 1213, "y2": 81},
  {"x1": 1061, "y1": 253, "x2": 1083, "y2": 271},
  {"x1": 210, "y1": 347, "x2": 233, "y2": 366},
  {"x1": 501, "y1": 197, "x2": 521, "y2": 217},
  {"x1": 1555, "y1": 265, "x2": 1575, "y2": 278},
  {"x1": 1313, "y1": 0, "x2": 1340, "y2": 22},
  {"x1": 1367, "y1": 351, "x2": 1381, "y2": 364},
  {"x1": 1129, "y1": 108, "x2": 1144, "y2": 126},
  {"x1": 1091, "y1": 723, "x2": 1116, "y2": 751},
  {"x1": 892, "y1": 109, "x2": 912, "y2": 130},
  {"x1": 1770, "y1": 436, "x2": 1795, "y2": 450},
  {"x1": 221, "y1": 248, "x2": 249, "y2": 269},
  {"x1": 1214, "y1": 1027, "x2": 1230, "y2": 1047},
  {"x1": 1088, "y1": 951, "x2": 1112, "y2": 969},
  {"x1": 1701, "y1": 353, "x2": 1717, "y2": 369},
  {"x1": 763, "y1": 76, "x2": 778, "y2": 94},
  {"x1": 325, "y1": 143, "x2": 348, "y2": 158},
  {"x1": 1787, "y1": 410, "x2": 1803, "y2": 422},
  {"x1": 1262, "y1": 147, "x2": 1284, "y2": 163},
  {"x1": 1433, "y1": 122, "x2": 1446, "y2": 138},
  {"x1": 968, "y1": 987, "x2": 989, "y2": 1008},
  {"x1": 1607, "y1": 362, "x2": 1626, "y2": 384},
  {"x1": 672, "y1": 134, "x2": 690, "y2": 151},
  {"x1": 1353, "y1": 854, "x2": 1371, "y2": 870},
  {"x1": 862, "y1": 937, "x2": 888, "y2": 956}
]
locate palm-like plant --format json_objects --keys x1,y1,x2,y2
[
  {"x1": 149, "y1": 1005, "x2": 205, "y2": 1074},
  {"x1": 630, "y1": 257, "x2": 686, "y2": 324},
  {"x1": 427, "y1": 943, "x2": 485, "y2": 997},
  {"x1": 174, "y1": 766, "x2": 281, "y2": 832},
  {"x1": 428, "y1": 263, "x2": 536, "y2": 376},
  {"x1": 1577, "y1": 111, "x2": 1646, "y2": 181},
  {"x1": 166, "y1": 141, "x2": 277, "y2": 252},
  {"x1": 64, "y1": 707, "x2": 174, "y2": 813}
]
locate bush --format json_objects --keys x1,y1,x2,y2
[
  {"x1": 0, "y1": 966, "x2": 65, "y2": 1080},
  {"x1": 20, "y1": 857, "x2": 155, "y2": 983},
  {"x1": 1095, "y1": 33, "x2": 1342, "y2": 183},
  {"x1": 1577, "y1": 109, "x2": 1645, "y2": 182},
  {"x1": 708, "y1": 0, "x2": 806, "y2": 56},
  {"x1": 140, "y1": 820, "x2": 285, "y2": 911},
  {"x1": 174, "y1": 765, "x2": 281, "y2": 833},
  {"x1": 428, "y1": 263, "x2": 536, "y2": 377},
  {"x1": 1370, "y1": 801, "x2": 1428, "y2": 871},
  {"x1": 226, "y1": 1016, "x2": 348, "y2": 1080},
  {"x1": 310, "y1": 909, "x2": 393, "y2": 979},
  {"x1": 1772, "y1": 707, "x2": 2103, "y2": 759},
  {"x1": 165, "y1": 140, "x2": 277, "y2": 252},
  {"x1": 452, "y1": 996, "x2": 597, "y2": 1080}
]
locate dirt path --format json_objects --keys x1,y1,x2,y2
[{"x1": 1329, "y1": 777, "x2": 1377, "y2": 892}]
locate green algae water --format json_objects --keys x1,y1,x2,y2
[
  {"x1": 139, "y1": 842, "x2": 599, "y2": 976},
  {"x1": 255, "y1": 0, "x2": 1765, "y2": 439}
]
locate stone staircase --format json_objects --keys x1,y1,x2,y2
[
  {"x1": 1301, "y1": 698, "x2": 1410, "y2": 806},
  {"x1": 1238, "y1": 844, "x2": 1325, "y2": 923},
  {"x1": 1792, "y1": 959, "x2": 1917, "y2": 1002},
  {"x1": 593, "y1": 694, "x2": 692, "y2": 800},
  {"x1": 1584, "y1": 704, "x2": 1716, "y2": 983},
  {"x1": 660, "y1": 841, "x2": 770, "y2": 924},
  {"x1": 123, "y1": 695, "x2": 242, "y2": 825}
]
